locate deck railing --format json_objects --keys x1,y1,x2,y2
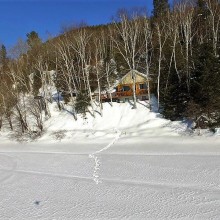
[{"x1": 116, "y1": 89, "x2": 147, "y2": 97}]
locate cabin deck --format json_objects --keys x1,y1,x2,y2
[
  {"x1": 115, "y1": 89, "x2": 147, "y2": 97},
  {"x1": 100, "y1": 89, "x2": 148, "y2": 102}
]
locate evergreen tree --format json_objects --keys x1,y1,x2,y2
[
  {"x1": 197, "y1": 0, "x2": 206, "y2": 9},
  {"x1": 26, "y1": 31, "x2": 42, "y2": 49},
  {"x1": 196, "y1": 0, "x2": 209, "y2": 18},
  {"x1": 163, "y1": 67, "x2": 189, "y2": 120},
  {"x1": 75, "y1": 90, "x2": 91, "y2": 116},
  {"x1": 153, "y1": 0, "x2": 169, "y2": 18},
  {"x1": 189, "y1": 43, "x2": 220, "y2": 128},
  {"x1": 0, "y1": 44, "x2": 7, "y2": 65},
  {"x1": 26, "y1": 31, "x2": 42, "y2": 96},
  {"x1": 33, "y1": 70, "x2": 42, "y2": 96}
]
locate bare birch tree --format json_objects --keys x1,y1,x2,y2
[
  {"x1": 166, "y1": 7, "x2": 181, "y2": 90},
  {"x1": 55, "y1": 38, "x2": 78, "y2": 120},
  {"x1": 155, "y1": 20, "x2": 168, "y2": 111},
  {"x1": 177, "y1": 0, "x2": 195, "y2": 91},
  {"x1": 143, "y1": 17, "x2": 153, "y2": 109},
  {"x1": 112, "y1": 14, "x2": 143, "y2": 109},
  {"x1": 70, "y1": 28, "x2": 95, "y2": 116},
  {"x1": 206, "y1": 0, "x2": 220, "y2": 56}
]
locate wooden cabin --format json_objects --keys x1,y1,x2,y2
[
  {"x1": 95, "y1": 70, "x2": 151, "y2": 102},
  {"x1": 114, "y1": 70, "x2": 151, "y2": 102}
]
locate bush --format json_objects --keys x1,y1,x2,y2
[{"x1": 75, "y1": 90, "x2": 90, "y2": 115}]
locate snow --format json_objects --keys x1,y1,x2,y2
[{"x1": 1, "y1": 99, "x2": 220, "y2": 219}]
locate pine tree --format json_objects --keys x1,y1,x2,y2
[
  {"x1": 163, "y1": 67, "x2": 189, "y2": 121},
  {"x1": 197, "y1": 0, "x2": 206, "y2": 8},
  {"x1": 189, "y1": 43, "x2": 220, "y2": 128},
  {"x1": 33, "y1": 70, "x2": 42, "y2": 96},
  {"x1": 75, "y1": 90, "x2": 91, "y2": 116},
  {"x1": 153, "y1": 0, "x2": 169, "y2": 18},
  {"x1": 26, "y1": 31, "x2": 42, "y2": 49},
  {"x1": 26, "y1": 31, "x2": 42, "y2": 96},
  {"x1": 0, "y1": 44, "x2": 7, "y2": 65},
  {"x1": 196, "y1": 0, "x2": 209, "y2": 18}
]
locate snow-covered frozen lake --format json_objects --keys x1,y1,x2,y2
[
  {"x1": 1, "y1": 137, "x2": 220, "y2": 219},
  {"x1": 1, "y1": 102, "x2": 220, "y2": 219}
]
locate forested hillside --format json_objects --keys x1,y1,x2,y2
[{"x1": 0, "y1": 0, "x2": 220, "y2": 135}]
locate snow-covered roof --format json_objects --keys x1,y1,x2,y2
[{"x1": 116, "y1": 70, "x2": 151, "y2": 85}]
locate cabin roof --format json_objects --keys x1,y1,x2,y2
[
  {"x1": 116, "y1": 70, "x2": 151, "y2": 86},
  {"x1": 120, "y1": 70, "x2": 148, "y2": 81}
]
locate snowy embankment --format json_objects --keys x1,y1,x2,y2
[
  {"x1": 1, "y1": 100, "x2": 220, "y2": 219},
  {"x1": 36, "y1": 98, "x2": 188, "y2": 143}
]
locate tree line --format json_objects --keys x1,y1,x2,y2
[{"x1": 0, "y1": 0, "x2": 220, "y2": 136}]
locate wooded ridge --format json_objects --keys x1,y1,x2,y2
[{"x1": 0, "y1": 0, "x2": 220, "y2": 136}]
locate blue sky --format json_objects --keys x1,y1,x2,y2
[{"x1": 0, "y1": 0, "x2": 153, "y2": 48}]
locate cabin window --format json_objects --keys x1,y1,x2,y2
[
  {"x1": 139, "y1": 83, "x2": 147, "y2": 90},
  {"x1": 122, "y1": 86, "x2": 131, "y2": 91}
]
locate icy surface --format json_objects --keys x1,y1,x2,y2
[{"x1": 1, "y1": 101, "x2": 220, "y2": 219}]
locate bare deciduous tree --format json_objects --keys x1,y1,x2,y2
[
  {"x1": 206, "y1": 0, "x2": 220, "y2": 56},
  {"x1": 112, "y1": 13, "x2": 143, "y2": 109},
  {"x1": 155, "y1": 20, "x2": 168, "y2": 111}
]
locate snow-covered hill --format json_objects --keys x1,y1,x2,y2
[{"x1": 36, "y1": 98, "x2": 189, "y2": 143}]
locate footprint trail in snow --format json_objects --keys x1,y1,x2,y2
[{"x1": 89, "y1": 128, "x2": 121, "y2": 184}]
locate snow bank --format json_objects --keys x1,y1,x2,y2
[{"x1": 38, "y1": 99, "x2": 188, "y2": 143}]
